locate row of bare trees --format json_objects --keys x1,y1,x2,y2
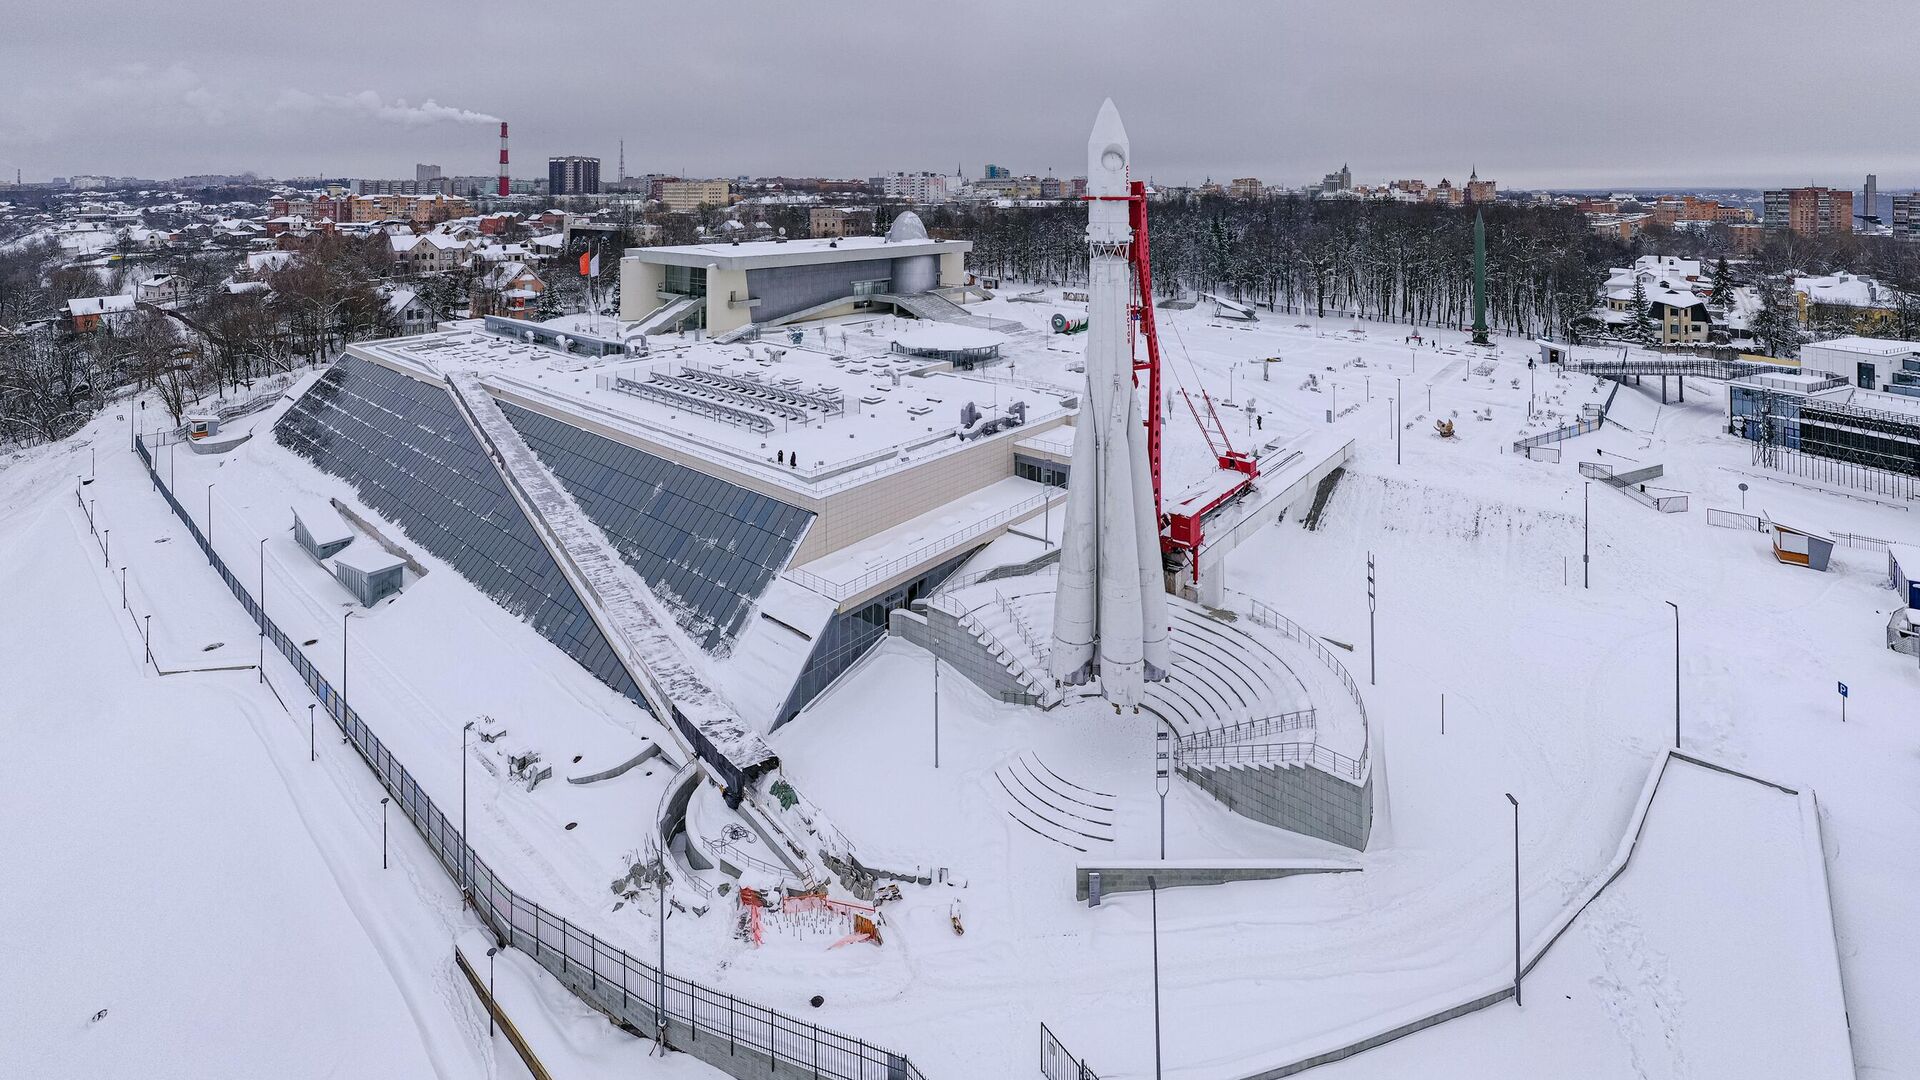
[{"x1": 923, "y1": 196, "x2": 1615, "y2": 339}]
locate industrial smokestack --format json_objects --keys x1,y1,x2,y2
[{"x1": 498, "y1": 122, "x2": 509, "y2": 197}]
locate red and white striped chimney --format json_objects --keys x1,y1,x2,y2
[{"x1": 497, "y1": 122, "x2": 509, "y2": 197}]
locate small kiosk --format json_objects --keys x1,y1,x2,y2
[{"x1": 1767, "y1": 518, "x2": 1835, "y2": 572}]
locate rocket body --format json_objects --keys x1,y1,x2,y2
[{"x1": 1050, "y1": 100, "x2": 1170, "y2": 708}]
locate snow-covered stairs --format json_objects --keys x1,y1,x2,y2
[
  {"x1": 930, "y1": 589, "x2": 1062, "y2": 706},
  {"x1": 991, "y1": 752, "x2": 1115, "y2": 853}
]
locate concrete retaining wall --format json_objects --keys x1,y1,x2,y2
[
  {"x1": 1180, "y1": 762, "x2": 1372, "y2": 850},
  {"x1": 1075, "y1": 861, "x2": 1358, "y2": 900},
  {"x1": 888, "y1": 607, "x2": 1035, "y2": 702}
]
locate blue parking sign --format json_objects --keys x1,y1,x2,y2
[{"x1": 1838, "y1": 682, "x2": 1848, "y2": 698}]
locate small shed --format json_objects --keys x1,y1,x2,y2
[
  {"x1": 1889, "y1": 544, "x2": 1920, "y2": 608},
  {"x1": 333, "y1": 545, "x2": 405, "y2": 607},
  {"x1": 183, "y1": 414, "x2": 222, "y2": 440},
  {"x1": 292, "y1": 498, "x2": 354, "y2": 561},
  {"x1": 1888, "y1": 608, "x2": 1920, "y2": 659},
  {"x1": 1769, "y1": 519, "x2": 1835, "y2": 572}
]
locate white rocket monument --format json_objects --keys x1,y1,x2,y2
[{"x1": 1050, "y1": 99, "x2": 1171, "y2": 709}]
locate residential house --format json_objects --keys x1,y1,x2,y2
[
  {"x1": 65, "y1": 294, "x2": 138, "y2": 333},
  {"x1": 135, "y1": 274, "x2": 187, "y2": 305},
  {"x1": 477, "y1": 261, "x2": 544, "y2": 316}
]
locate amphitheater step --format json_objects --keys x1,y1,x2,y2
[{"x1": 992, "y1": 752, "x2": 1116, "y2": 852}]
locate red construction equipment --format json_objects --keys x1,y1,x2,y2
[{"x1": 1089, "y1": 181, "x2": 1258, "y2": 579}]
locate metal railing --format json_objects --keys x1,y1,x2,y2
[
  {"x1": 1753, "y1": 446, "x2": 1920, "y2": 502},
  {"x1": 1179, "y1": 708, "x2": 1318, "y2": 753},
  {"x1": 934, "y1": 547, "x2": 1062, "y2": 597},
  {"x1": 1704, "y1": 508, "x2": 1766, "y2": 532},
  {"x1": 1580, "y1": 461, "x2": 1689, "y2": 513},
  {"x1": 131, "y1": 433, "x2": 926, "y2": 1080},
  {"x1": 1177, "y1": 740, "x2": 1366, "y2": 783},
  {"x1": 1235, "y1": 596, "x2": 1370, "y2": 781},
  {"x1": 1513, "y1": 379, "x2": 1621, "y2": 453},
  {"x1": 787, "y1": 490, "x2": 1060, "y2": 602},
  {"x1": 1039, "y1": 1022, "x2": 1101, "y2": 1080},
  {"x1": 1834, "y1": 530, "x2": 1894, "y2": 552}
]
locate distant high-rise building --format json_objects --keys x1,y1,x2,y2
[
  {"x1": 1320, "y1": 164, "x2": 1352, "y2": 193},
  {"x1": 881, "y1": 171, "x2": 950, "y2": 203},
  {"x1": 548, "y1": 156, "x2": 601, "y2": 196},
  {"x1": 1763, "y1": 186, "x2": 1853, "y2": 236},
  {"x1": 416, "y1": 163, "x2": 442, "y2": 184},
  {"x1": 984, "y1": 164, "x2": 1011, "y2": 180},
  {"x1": 1864, "y1": 173, "x2": 1878, "y2": 224},
  {"x1": 658, "y1": 179, "x2": 733, "y2": 212},
  {"x1": 1892, "y1": 193, "x2": 1920, "y2": 239}
]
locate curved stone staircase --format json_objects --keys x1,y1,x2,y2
[{"x1": 990, "y1": 751, "x2": 1116, "y2": 853}]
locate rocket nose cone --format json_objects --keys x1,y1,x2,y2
[{"x1": 1088, "y1": 98, "x2": 1130, "y2": 192}]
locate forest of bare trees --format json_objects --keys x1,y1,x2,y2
[{"x1": 921, "y1": 196, "x2": 1614, "y2": 339}]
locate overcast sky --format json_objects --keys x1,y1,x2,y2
[{"x1": 4, "y1": 0, "x2": 1914, "y2": 190}]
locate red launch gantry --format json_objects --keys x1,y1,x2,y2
[{"x1": 1092, "y1": 180, "x2": 1259, "y2": 578}]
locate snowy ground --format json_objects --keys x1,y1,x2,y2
[
  {"x1": 6, "y1": 286, "x2": 1916, "y2": 1079},
  {"x1": 0, "y1": 413, "x2": 718, "y2": 1078},
  {"x1": 1313, "y1": 759, "x2": 1851, "y2": 1079}
]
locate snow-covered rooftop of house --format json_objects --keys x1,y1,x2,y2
[
  {"x1": 1793, "y1": 273, "x2": 1895, "y2": 309},
  {"x1": 66, "y1": 295, "x2": 136, "y2": 317},
  {"x1": 245, "y1": 251, "x2": 297, "y2": 273}
]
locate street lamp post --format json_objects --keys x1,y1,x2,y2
[
  {"x1": 1583, "y1": 482, "x2": 1591, "y2": 589},
  {"x1": 258, "y1": 538, "x2": 267, "y2": 683},
  {"x1": 1154, "y1": 731, "x2": 1171, "y2": 860},
  {"x1": 206, "y1": 483, "x2": 215, "y2": 564},
  {"x1": 342, "y1": 610, "x2": 355, "y2": 706},
  {"x1": 1505, "y1": 793, "x2": 1522, "y2": 1007},
  {"x1": 1395, "y1": 377, "x2": 1402, "y2": 465},
  {"x1": 380, "y1": 796, "x2": 390, "y2": 870},
  {"x1": 462, "y1": 719, "x2": 476, "y2": 899},
  {"x1": 657, "y1": 881, "x2": 668, "y2": 1048},
  {"x1": 1150, "y1": 874, "x2": 1164, "y2": 1080},
  {"x1": 308, "y1": 703, "x2": 316, "y2": 762},
  {"x1": 1665, "y1": 601, "x2": 1679, "y2": 749},
  {"x1": 485, "y1": 946, "x2": 499, "y2": 1037},
  {"x1": 932, "y1": 656, "x2": 941, "y2": 769},
  {"x1": 144, "y1": 614, "x2": 152, "y2": 668}
]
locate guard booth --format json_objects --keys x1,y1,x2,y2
[
  {"x1": 183, "y1": 414, "x2": 221, "y2": 440},
  {"x1": 292, "y1": 498, "x2": 354, "y2": 561},
  {"x1": 1768, "y1": 519, "x2": 1835, "y2": 571},
  {"x1": 333, "y1": 546, "x2": 405, "y2": 607},
  {"x1": 1889, "y1": 544, "x2": 1920, "y2": 608}
]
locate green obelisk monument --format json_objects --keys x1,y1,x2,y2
[{"x1": 1470, "y1": 208, "x2": 1491, "y2": 347}]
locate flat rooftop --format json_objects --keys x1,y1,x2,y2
[
  {"x1": 623, "y1": 234, "x2": 968, "y2": 271},
  {"x1": 348, "y1": 328, "x2": 1073, "y2": 497}
]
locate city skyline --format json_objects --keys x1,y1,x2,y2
[{"x1": 6, "y1": 1, "x2": 1919, "y2": 190}]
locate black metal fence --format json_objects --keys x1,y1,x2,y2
[
  {"x1": 1040, "y1": 1023, "x2": 1101, "y2": 1080},
  {"x1": 132, "y1": 434, "x2": 924, "y2": 1080},
  {"x1": 1758, "y1": 446, "x2": 1920, "y2": 502}
]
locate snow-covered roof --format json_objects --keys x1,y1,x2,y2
[
  {"x1": 66, "y1": 295, "x2": 136, "y2": 317},
  {"x1": 245, "y1": 251, "x2": 297, "y2": 273},
  {"x1": 627, "y1": 232, "x2": 968, "y2": 271},
  {"x1": 1793, "y1": 274, "x2": 1896, "y2": 309},
  {"x1": 291, "y1": 497, "x2": 353, "y2": 547},
  {"x1": 1801, "y1": 335, "x2": 1920, "y2": 357},
  {"x1": 333, "y1": 545, "x2": 406, "y2": 576},
  {"x1": 889, "y1": 324, "x2": 1007, "y2": 352}
]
